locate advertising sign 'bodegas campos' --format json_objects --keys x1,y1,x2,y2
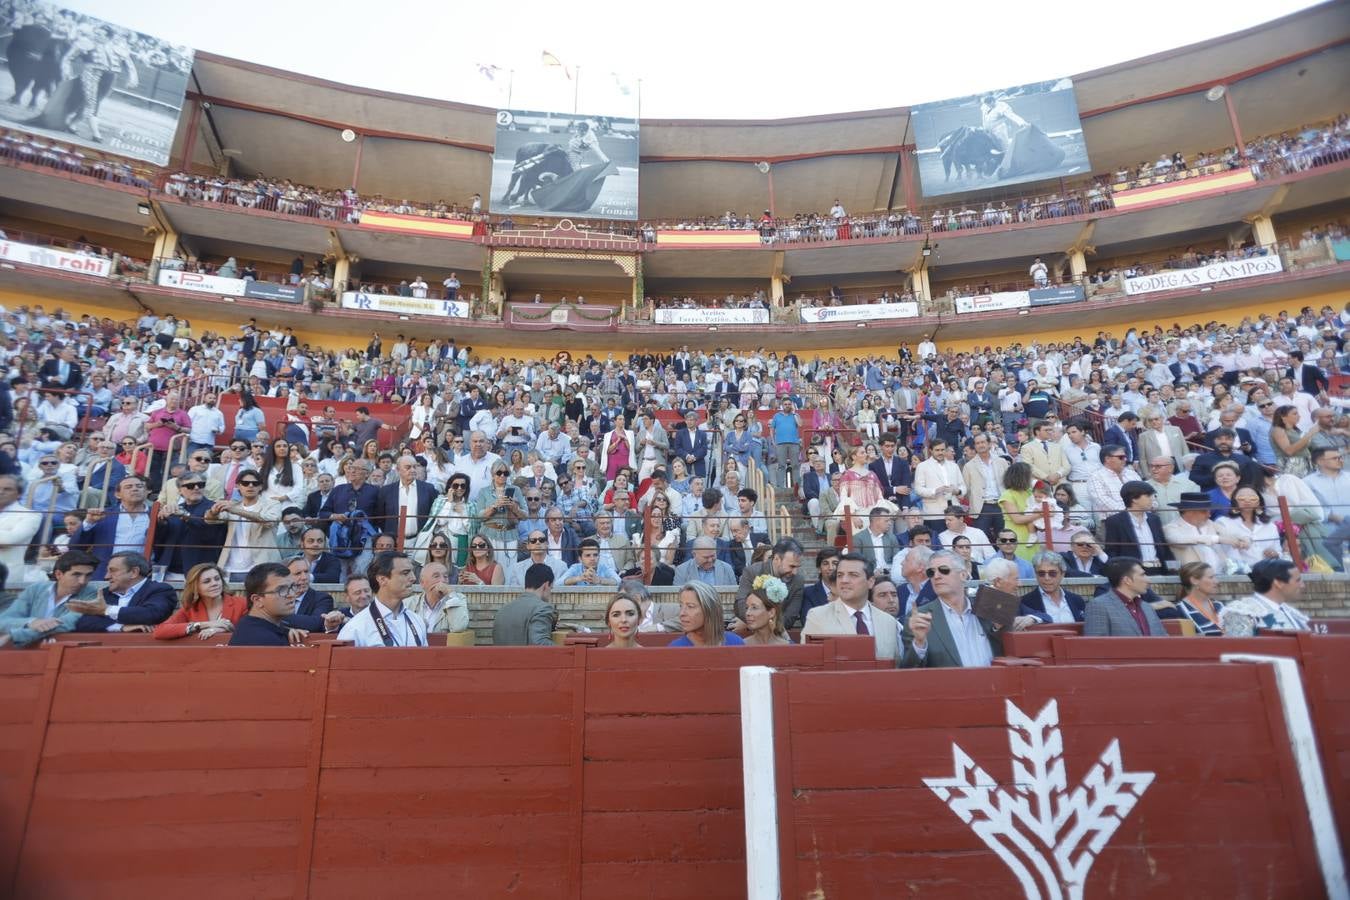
[{"x1": 1122, "y1": 256, "x2": 1284, "y2": 296}]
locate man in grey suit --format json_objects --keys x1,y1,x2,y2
[
  {"x1": 491, "y1": 564, "x2": 557, "y2": 646},
  {"x1": 854, "y1": 507, "x2": 902, "y2": 578},
  {"x1": 673, "y1": 536, "x2": 737, "y2": 587},
  {"x1": 1083, "y1": 557, "x2": 1167, "y2": 637},
  {"x1": 901, "y1": 549, "x2": 1003, "y2": 668}
]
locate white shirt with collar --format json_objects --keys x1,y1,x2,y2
[
  {"x1": 1127, "y1": 511, "x2": 1159, "y2": 564},
  {"x1": 397, "y1": 480, "x2": 419, "y2": 537},
  {"x1": 1038, "y1": 589, "x2": 1077, "y2": 625},
  {"x1": 337, "y1": 598, "x2": 429, "y2": 648},
  {"x1": 102, "y1": 577, "x2": 148, "y2": 632}
]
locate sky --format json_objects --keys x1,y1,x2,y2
[{"x1": 65, "y1": 0, "x2": 1327, "y2": 120}]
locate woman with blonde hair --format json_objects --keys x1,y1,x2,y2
[
  {"x1": 154, "y1": 563, "x2": 247, "y2": 641},
  {"x1": 670, "y1": 580, "x2": 745, "y2": 647}
]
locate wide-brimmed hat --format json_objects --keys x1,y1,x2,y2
[{"x1": 1171, "y1": 492, "x2": 1212, "y2": 511}]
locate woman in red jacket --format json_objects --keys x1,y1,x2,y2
[{"x1": 154, "y1": 563, "x2": 248, "y2": 641}]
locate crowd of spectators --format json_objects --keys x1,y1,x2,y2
[
  {"x1": 0, "y1": 295, "x2": 1345, "y2": 658},
  {"x1": 6, "y1": 114, "x2": 1344, "y2": 259}
]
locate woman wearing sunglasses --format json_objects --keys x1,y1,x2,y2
[
  {"x1": 458, "y1": 537, "x2": 504, "y2": 586},
  {"x1": 472, "y1": 465, "x2": 526, "y2": 557}
]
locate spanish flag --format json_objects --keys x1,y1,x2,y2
[
  {"x1": 656, "y1": 231, "x2": 762, "y2": 248},
  {"x1": 358, "y1": 210, "x2": 476, "y2": 240}
]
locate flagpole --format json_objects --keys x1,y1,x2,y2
[{"x1": 507, "y1": 69, "x2": 514, "y2": 109}]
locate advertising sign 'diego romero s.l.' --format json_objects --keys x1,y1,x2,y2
[
  {"x1": 490, "y1": 108, "x2": 639, "y2": 220},
  {"x1": 0, "y1": 0, "x2": 193, "y2": 165}
]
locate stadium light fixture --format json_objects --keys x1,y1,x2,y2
[{"x1": 1205, "y1": 85, "x2": 1226, "y2": 102}]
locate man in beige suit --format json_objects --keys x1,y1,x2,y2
[
  {"x1": 800, "y1": 552, "x2": 898, "y2": 662},
  {"x1": 1020, "y1": 419, "x2": 1070, "y2": 485},
  {"x1": 1137, "y1": 408, "x2": 1188, "y2": 475},
  {"x1": 962, "y1": 433, "x2": 1010, "y2": 537},
  {"x1": 1164, "y1": 493, "x2": 1248, "y2": 568}
]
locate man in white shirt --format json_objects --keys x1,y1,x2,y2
[
  {"x1": 855, "y1": 508, "x2": 901, "y2": 577},
  {"x1": 409, "y1": 276, "x2": 429, "y2": 299},
  {"x1": 186, "y1": 393, "x2": 226, "y2": 455},
  {"x1": 1275, "y1": 375, "x2": 1319, "y2": 431},
  {"x1": 1304, "y1": 446, "x2": 1350, "y2": 567},
  {"x1": 1060, "y1": 419, "x2": 1103, "y2": 485},
  {"x1": 452, "y1": 431, "x2": 501, "y2": 495},
  {"x1": 1086, "y1": 444, "x2": 1140, "y2": 516},
  {"x1": 338, "y1": 551, "x2": 428, "y2": 647},
  {"x1": 497, "y1": 401, "x2": 536, "y2": 452},
  {"x1": 938, "y1": 506, "x2": 995, "y2": 563},
  {"x1": 506, "y1": 529, "x2": 569, "y2": 587}
]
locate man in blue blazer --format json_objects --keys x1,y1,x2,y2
[
  {"x1": 670, "y1": 411, "x2": 710, "y2": 478},
  {"x1": 1018, "y1": 551, "x2": 1088, "y2": 623},
  {"x1": 1102, "y1": 411, "x2": 1141, "y2": 467},
  {"x1": 282, "y1": 555, "x2": 339, "y2": 633},
  {"x1": 298, "y1": 526, "x2": 344, "y2": 584},
  {"x1": 800, "y1": 547, "x2": 840, "y2": 619},
  {"x1": 868, "y1": 433, "x2": 912, "y2": 506},
  {"x1": 66, "y1": 551, "x2": 176, "y2": 632},
  {"x1": 376, "y1": 457, "x2": 439, "y2": 537},
  {"x1": 72, "y1": 475, "x2": 153, "y2": 579}
]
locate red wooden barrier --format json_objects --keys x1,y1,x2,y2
[
  {"x1": 766, "y1": 663, "x2": 1332, "y2": 899},
  {"x1": 0, "y1": 639, "x2": 871, "y2": 900}
]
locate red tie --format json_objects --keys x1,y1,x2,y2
[
  {"x1": 854, "y1": 610, "x2": 869, "y2": 635},
  {"x1": 225, "y1": 462, "x2": 240, "y2": 497}
]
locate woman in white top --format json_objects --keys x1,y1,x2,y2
[
  {"x1": 408, "y1": 393, "x2": 435, "y2": 441},
  {"x1": 260, "y1": 437, "x2": 305, "y2": 508},
  {"x1": 1215, "y1": 487, "x2": 1284, "y2": 569}
]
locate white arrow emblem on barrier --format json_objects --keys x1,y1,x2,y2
[{"x1": 924, "y1": 699, "x2": 1155, "y2": 900}]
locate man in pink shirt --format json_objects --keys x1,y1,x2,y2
[{"x1": 146, "y1": 393, "x2": 190, "y2": 493}]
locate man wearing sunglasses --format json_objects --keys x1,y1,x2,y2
[
  {"x1": 506, "y1": 529, "x2": 569, "y2": 588},
  {"x1": 1017, "y1": 551, "x2": 1087, "y2": 624},
  {"x1": 901, "y1": 549, "x2": 1002, "y2": 669}
]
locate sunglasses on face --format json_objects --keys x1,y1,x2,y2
[
  {"x1": 471, "y1": 543, "x2": 489, "y2": 550},
  {"x1": 429, "y1": 542, "x2": 449, "y2": 549},
  {"x1": 926, "y1": 566, "x2": 955, "y2": 578},
  {"x1": 527, "y1": 536, "x2": 546, "y2": 544},
  {"x1": 238, "y1": 480, "x2": 261, "y2": 487},
  {"x1": 996, "y1": 537, "x2": 1017, "y2": 544},
  {"x1": 1035, "y1": 569, "x2": 1061, "y2": 577}
]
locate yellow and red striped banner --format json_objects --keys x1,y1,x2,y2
[
  {"x1": 655, "y1": 230, "x2": 761, "y2": 248},
  {"x1": 357, "y1": 210, "x2": 477, "y2": 239},
  {"x1": 1111, "y1": 169, "x2": 1256, "y2": 210}
]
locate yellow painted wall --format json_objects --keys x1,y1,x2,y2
[{"x1": 10, "y1": 287, "x2": 1335, "y2": 361}]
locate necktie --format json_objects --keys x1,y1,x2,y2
[
  {"x1": 1042, "y1": 440, "x2": 1049, "y2": 454},
  {"x1": 225, "y1": 462, "x2": 240, "y2": 498},
  {"x1": 854, "y1": 610, "x2": 870, "y2": 636}
]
